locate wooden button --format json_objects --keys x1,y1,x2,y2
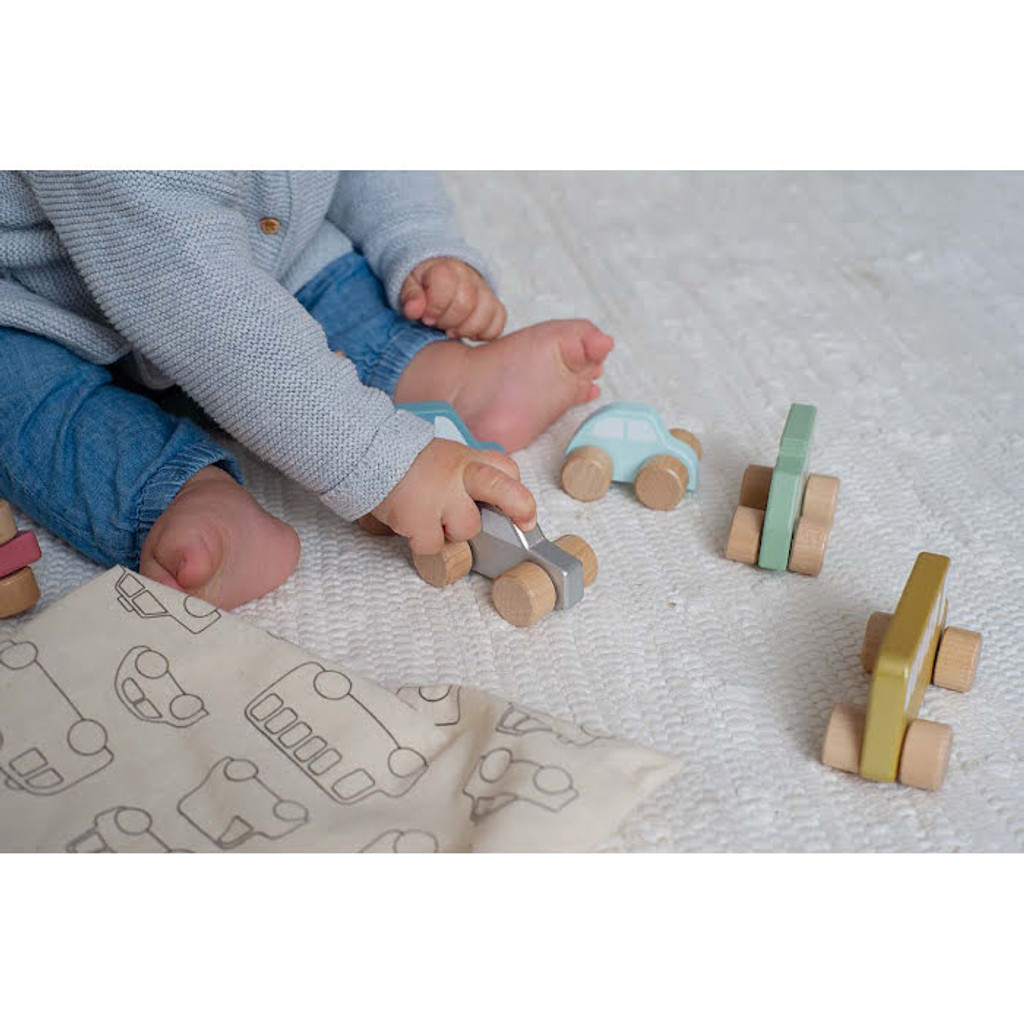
[{"x1": 259, "y1": 217, "x2": 281, "y2": 235}]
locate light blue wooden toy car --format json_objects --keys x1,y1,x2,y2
[
  {"x1": 560, "y1": 401, "x2": 702, "y2": 510},
  {"x1": 396, "y1": 401, "x2": 504, "y2": 452}
]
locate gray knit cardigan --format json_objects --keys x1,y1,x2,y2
[{"x1": 0, "y1": 170, "x2": 491, "y2": 519}]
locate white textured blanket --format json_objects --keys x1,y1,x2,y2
[{"x1": 5, "y1": 172, "x2": 1022, "y2": 850}]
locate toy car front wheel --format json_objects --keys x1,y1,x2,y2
[
  {"x1": 413, "y1": 540, "x2": 473, "y2": 588},
  {"x1": 860, "y1": 611, "x2": 894, "y2": 673},
  {"x1": 492, "y1": 562, "x2": 557, "y2": 627},
  {"x1": 898, "y1": 718, "x2": 952, "y2": 790},
  {"x1": 634, "y1": 455, "x2": 688, "y2": 510},
  {"x1": 725, "y1": 506, "x2": 763, "y2": 564},
  {"x1": 821, "y1": 703, "x2": 865, "y2": 775},
  {"x1": 561, "y1": 446, "x2": 613, "y2": 502},
  {"x1": 932, "y1": 627, "x2": 982, "y2": 692}
]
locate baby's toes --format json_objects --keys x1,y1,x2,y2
[{"x1": 580, "y1": 323, "x2": 615, "y2": 368}]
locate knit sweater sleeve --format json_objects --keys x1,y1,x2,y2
[
  {"x1": 327, "y1": 171, "x2": 495, "y2": 310},
  {"x1": 24, "y1": 171, "x2": 432, "y2": 520}
]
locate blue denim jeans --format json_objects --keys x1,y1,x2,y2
[{"x1": 0, "y1": 251, "x2": 444, "y2": 569}]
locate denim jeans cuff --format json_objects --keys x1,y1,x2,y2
[
  {"x1": 363, "y1": 323, "x2": 447, "y2": 397},
  {"x1": 133, "y1": 441, "x2": 244, "y2": 565}
]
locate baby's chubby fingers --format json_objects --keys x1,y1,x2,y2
[
  {"x1": 399, "y1": 275, "x2": 428, "y2": 323},
  {"x1": 463, "y1": 458, "x2": 536, "y2": 531}
]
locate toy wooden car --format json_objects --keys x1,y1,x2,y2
[
  {"x1": 413, "y1": 503, "x2": 597, "y2": 627},
  {"x1": 725, "y1": 403, "x2": 839, "y2": 576},
  {"x1": 560, "y1": 402, "x2": 701, "y2": 510},
  {"x1": 357, "y1": 402, "x2": 597, "y2": 627},
  {"x1": 822, "y1": 552, "x2": 982, "y2": 790}
]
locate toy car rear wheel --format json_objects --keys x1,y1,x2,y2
[
  {"x1": 492, "y1": 562, "x2": 557, "y2": 627},
  {"x1": 355, "y1": 513, "x2": 396, "y2": 536},
  {"x1": 634, "y1": 455, "x2": 688, "y2": 510},
  {"x1": 413, "y1": 541, "x2": 473, "y2": 588},
  {"x1": 554, "y1": 534, "x2": 598, "y2": 587},
  {"x1": 669, "y1": 428, "x2": 703, "y2": 460},
  {"x1": 821, "y1": 703, "x2": 865, "y2": 775},
  {"x1": 738, "y1": 464, "x2": 773, "y2": 510},
  {"x1": 861, "y1": 611, "x2": 894, "y2": 673},
  {"x1": 932, "y1": 627, "x2": 982, "y2": 692},
  {"x1": 788, "y1": 518, "x2": 829, "y2": 576},
  {"x1": 725, "y1": 506, "x2": 763, "y2": 564},
  {"x1": 561, "y1": 446, "x2": 613, "y2": 502},
  {"x1": 898, "y1": 718, "x2": 952, "y2": 790},
  {"x1": 802, "y1": 474, "x2": 840, "y2": 526}
]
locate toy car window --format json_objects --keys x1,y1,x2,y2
[
  {"x1": 627, "y1": 421, "x2": 657, "y2": 442},
  {"x1": 592, "y1": 419, "x2": 623, "y2": 439}
]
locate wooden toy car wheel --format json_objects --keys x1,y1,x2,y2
[
  {"x1": 738, "y1": 464, "x2": 773, "y2": 510},
  {"x1": 932, "y1": 627, "x2": 982, "y2": 692},
  {"x1": 355, "y1": 513, "x2": 396, "y2": 536},
  {"x1": 860, "y1": 611, "x2": 894, "y2": 673},
  {"x1": 634, "y1": 455, "x2": 689, "y2": 510},
  {"x1": 669, "y1": 427, "x2": 703, "y2": 460},
  {"x1": 0, "y1": 567, "x2": 41, "y2": 619},
  {"x1": 725, "y1": 506, "x2": 763, "y2": 564},
  {"x1": 561, "y1": 446, "x2": 613, "y2": 502},
  {"x1": 491, "y1": 535, "x2": 597, "y2": 627},
  {"x1": 788, "y1": 518, "x2": 829, "y2": 576},
  {"x1": 821, "y1": 703, "x2": 865, "y2": 775},
  {"x1": 0, "y1": 500, "x2": 16, "y2": 542},
  {"x1": 898, "y1": 718, "x2": 952, "y2": 790},
  {"x1": 412, "y1": 540, "x2": 473, "y2": 588},
  {"x1": 802, "y1": 474, "x2": 840, "y2": 525},
  {"x1": 553, "y1": 534, "x2": 599, "y2": 587}
]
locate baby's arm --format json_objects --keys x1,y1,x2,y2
[
  {"x1": 328, "y1": 172, "x2": 506, "y2": 339},
  {"x1": 23, "y1": 172, "x2": 529, "y2": 545}
]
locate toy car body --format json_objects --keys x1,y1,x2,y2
[
  {"x1": 396, "y1": 401, "x2": 504, "y2": 451},
  {"x1": 67, "y1": 806, "x2": 178, "y2": 853},
  {"x1": 115, "y1": 569, "x2": 221, "y2": 634},
  {"x1": 361, "y1": 403, "x2": 597, "y2": 627},
  {"x1": 822, "y1": 552, "x2": 982, "y2": 790},
  {"x1": 115, "y1": 646, "x2": 207, "y2": 728},
  {"x1": 177, "y1": 756, "x2": 308, "y2": 848},
  {"x1": 246, "y1": 662, "x2": 428, "y2": 804},
  {"x1": 463, "y1": 747, "x2": 578, "y2": 821},
  {"x1": 0, "y1": 639, "x2": 112, "y2": 795},
  {"x1": 725, "y1": 403, "x2": 839, "y2": 576},
  {"x1": 561, "y1": 402, "x2": 701, "y2": 510}
]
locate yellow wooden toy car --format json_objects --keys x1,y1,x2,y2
[{"x1": 822, "y1": 552, "x2": 982, "y2": 790}]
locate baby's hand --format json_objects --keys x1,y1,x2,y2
[
  {"x1": 372, "y1": 439, "x2": 536, "y2": 556},
  {"x1": 400, "y1": 257, "x2": 507, "y2": 340}
]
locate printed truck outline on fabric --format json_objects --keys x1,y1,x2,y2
[
  {"x1": 67, "y1": 805, "x2": 189, "y2": 853},
  {"x1": 397, "y1": 684, "x2": 462, "y2": 726},
  {"x1": 0, "y1": 639, "x2": 113, "y2": 795},
  {"x1": 115, "y1": 646, "x2": 207, "y2": 728},
  {"x1": 245, "y1": 662, "x2": 429, "y2": 804},
  {"x1": 177, "y1": 756, "x2": 309, "y2": 849},
  {"x1": 463, "y1": 747, "x2": 578, "y2": 822},
  {"x1": 115, "y1": 569, "x2": 221, "y2": 634}
]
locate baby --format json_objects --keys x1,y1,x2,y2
[{"x1": 0, "y1": 171, "x2": 613, "y2": 608}]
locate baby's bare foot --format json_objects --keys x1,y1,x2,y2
[
  {"x1": 139, "y1": 466, "x2": 300, "y2": 610},
  {"x1": 394, "y1": 319, "x2": 614, "y2": 451}
]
